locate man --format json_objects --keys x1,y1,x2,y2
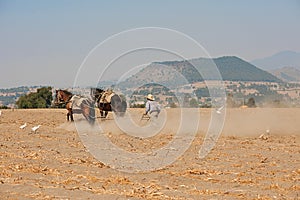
[{"x1": 144, "y1": 94, "x2": 161, "y2": 119}]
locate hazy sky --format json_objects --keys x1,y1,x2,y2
[{"x1": 1, "y1": 0, "x2": 300, "y2": 88}]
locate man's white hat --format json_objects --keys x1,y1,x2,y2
[{"x1": 147, "y1": 94, "x2": 155, "y2": 101}]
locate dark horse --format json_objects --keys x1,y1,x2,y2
[
  {"x1": 54, "y1": 89, "x2": 95, "y2": 125},
  {"x1": 90, "y1": 88, "x2": 127, "y2": 118}
]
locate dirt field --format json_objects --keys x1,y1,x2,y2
[{"x1": 0, "y1": 108, "x2": 299, "y2": 199}]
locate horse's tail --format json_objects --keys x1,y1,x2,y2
[
  {"x1": 88, "y1": 100, "x2": 95, "y2": 125},
  {"x1": 81, "y1": 99, "x2": 95, "y2": 125},
  {"x1": 120, "y1": 100, "x2": 127, "y2": 117},
  {"x1": 111, "y1": 95, "x2": 127, "y2": 117}
]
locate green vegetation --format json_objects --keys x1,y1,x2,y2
[
  {"x1": 189, "y1": 98, "x2": 199, "y2": 108},
  {"x1": 16, "y1": 87, "x2": 53, "y2": 108},
  {"x1": 246, "y1": 97, "x2": 256, "y2": 108},
  {"x1": 130, "y1": 103, "x2": 145, "y2": 108},
  {"x1": 213, "y1": 56, "x2": 282, "y2": 82},
  {"x1": 0, "y1": 105, "x2": 10, "y2": 109},
  {"x1": 195, "y1": 87, "x2": 210, "y2": 98}
]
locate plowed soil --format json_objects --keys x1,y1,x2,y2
[{"x1": 0, "y1": 108, "x2": 299, "y2": 199}]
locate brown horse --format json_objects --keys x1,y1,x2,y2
[
  {"x1": 90, "y1": 88, "x2": 127, "y2": 118},
  {"x1": 54, "y1": 89, "x2": 95, "y2": 124}
]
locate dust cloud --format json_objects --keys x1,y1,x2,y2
[{"x1": 57, "y1": 108, "x2": 300, "y2": 138}]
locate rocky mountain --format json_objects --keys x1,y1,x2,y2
[
  {"x1": 251, "y1": 51, "x2": 300, "y2": 71},
  {"x1": 119, "y1": 56, "x2": 282, "y2": 89},
  {"x1": 269, "y1": 66, "x2": 300, "y2": 82}
]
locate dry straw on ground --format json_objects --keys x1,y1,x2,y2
[{"x1": 0, "y1": 108, "x2": 299, "y2": 199}]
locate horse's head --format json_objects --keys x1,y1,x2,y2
[
  {"x1": 90, "y1": 88, "x2": 104, "y2": 102},
  {"x1": 54, "y1": 90, "x2": 62, "y2": 105},
  {"x1": 54, "y1": 89, "x2": 72, "y2": 105}
]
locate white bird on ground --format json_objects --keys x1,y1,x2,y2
[
  {"x1": 0, "y1": 110, "x2": 2, "y2": 116},
  {"x1": 259, "y1": 129, "x2": 271, "y2": 140},
  {"x1": 31, "y1": 125, "x2": 41, "y2": 133},
  {"x1": 216, "y1": 105, "x2": 225, "y2": 114},
  {"x1": 19, "y1": 123, "x2": 27, "y2": 129}
]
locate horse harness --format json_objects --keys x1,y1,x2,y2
[{"x1": 56, "y1": 91, "x2": 83, "y2": 108}]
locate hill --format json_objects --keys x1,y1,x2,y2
[
  {"x1": 120, "y1": 56, "x2": 281, "y2": 89},
  {"x1": 269, "y1": 66, "x2": 300, "y2": 82},
  {"x1": 213, "y1": 56, "x2": 281, "y2": 82},
  {"x1": 251, "y1": 51, "x2": 300, "y2": 71},
  {"x1": 0, "y1": 86, "x2": 40, "y2": 107},
  {"x1": 0, "y1": 86, "x2": 53, "y2": 107}
]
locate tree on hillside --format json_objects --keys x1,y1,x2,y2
[
  {"x1": 247, "y1": 97, "x2": 256, "y2": 108},
  {"x1": 16, "y1": 87, "x2": 53, "y2": 108},
  {"x1": 226, "y1": 93, "x2": 235, "y2": 107},
  {"x1": 189, "y1": 98, "x2": 199, "y2": 108},
  {"x1": 195, "y1": 87, "x2": 210, "y2": 98}
]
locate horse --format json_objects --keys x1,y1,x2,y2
[
  {"x1": 90, "y1": 88, "x2": 127, "y2": 118},
  {"x1": 54, "y1": 89, "x2": 95, "y2": 125}
]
